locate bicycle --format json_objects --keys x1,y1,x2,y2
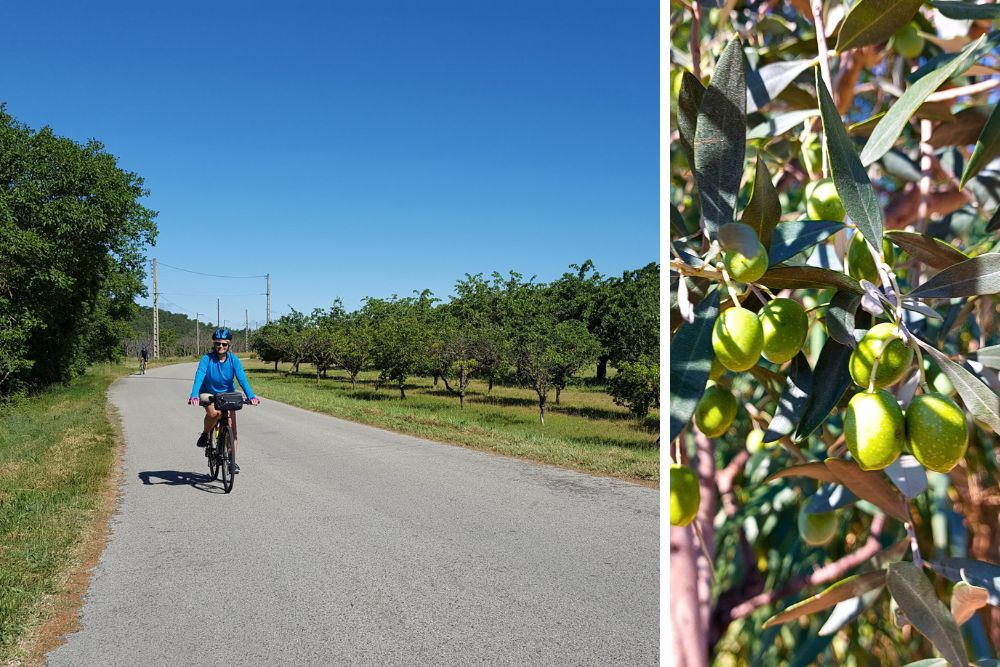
[{"x1": 203, "y1": 392, "x2": 253, "y2": 494}]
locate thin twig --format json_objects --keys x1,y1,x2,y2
[
  {"x1": 811, "y1": 0, "x2": 834, "y2": 178},
  {"x1": 926, "y1": 78, "x2": 1000, "y2": 102},
  {"x1": 690, "y1": 3, "x2": 702, "y2": 82},
  {"x1": 728, "y1": 514, "x2": 888, "y2": 621}
]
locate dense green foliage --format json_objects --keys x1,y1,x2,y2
[
  {"x1": 251, "y1": 263, "x2": 660, "y2": 423},
  {"x1": 670, "y1": 2, "x2": 1000, "y2": 665},
  {"x1": 0, "y1": 107, "x2": 157, "y2": 398}
]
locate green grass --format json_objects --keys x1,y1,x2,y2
[
  {"x1": 0, "y1": 364, "x2": 130, "y2": 661},
  {"x1": 243, "y1": 360, "x2": 660, "y2": 483}
]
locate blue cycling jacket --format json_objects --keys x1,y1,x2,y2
[{"x1": 190, "y1": 352, "x2": 257, "y2": 399}]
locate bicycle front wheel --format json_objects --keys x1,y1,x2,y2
[
  {"x1": 220, "y1": 424, "x2": 235, "y2": 494},
  {"x1": 208, "y1": 430, "x2": 220, "y2": 481}
]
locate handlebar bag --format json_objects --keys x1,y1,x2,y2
[{"x1": 214, "y1": 392, "x2": 244, "y2": 411}]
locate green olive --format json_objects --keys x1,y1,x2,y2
[
  {"x1": 845, "y1": 389, "x2": 905, "y2": 471},
  {"x1": 712, "y1": 307, "x2": 764, "y2": 372}
]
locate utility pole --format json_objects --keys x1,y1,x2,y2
[
  {"x1": 217, "y1": 299, "x2": 221, "y2": 328},
  {"x1": 152, "y1": 258, "x2": 160, "y2": 360},
  {"x1": 245, "y1": 309, "x2": 249, "y2": 353},
  {"x1": 266, "y1": 273, "x2": 271, "y2": 323},
  {"x1": 195, "y1": 313, "x2": 200, "y2": 354}
]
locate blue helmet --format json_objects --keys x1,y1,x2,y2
[{"x1": 212, "y1": 327, "x2": 232, "y2": 341}]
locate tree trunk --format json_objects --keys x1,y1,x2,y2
[
  {"x1": 274, "y1": 360, "x2": 278, "y2": 371},
  {"x1": 316, "y1": 369, "x2": 321, "y2": 384},
  {"x1": 670, "y1": 431, "x2": 717, "y2": 666},
  {"x1": 488, "y1": 377, "x2": 494, "y2": 395},
  {"x1": 433, "y1": 373, "x2": 439, "y2": 388},
  {"x1": 399, "y1": 379, "x2": 406, "y2": 400},
  {"x1": 350, "y1": 373, "x2": 357, "y2": 391},
  {"x1": 555, "y1": 386, "x2": 561, "y2": 405},
  {"x1": 459, "y1": 366, "x2": 466, "y2": 409},
  {"x1": 597, "y1": 356, "x2": 609, "y2": 382},
  {"x1": 538, "y1": 391, "x2": 546, "y2": 425}
]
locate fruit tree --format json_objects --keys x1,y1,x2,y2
[{"x1": 669, "y1": 2, "x2": 1000, "y2": 665}]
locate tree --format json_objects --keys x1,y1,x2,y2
[
  {"x1": 251, "y1": 323, "x2": 284, "y2": 371},
  {"x1": 302, "y1": 326, "x2": 338, "y2": 384},
  {"x1": 0, "y1": 106, "x2": 157, "y2": 397},
  {"x1": 671, "y1": 7, "x2": 1000, "y2": 666},
  {"x1": 548, "y1": 320, "x2": 602, "y2": 405},
  {"x1": 591, "y1": 262, "x2": 660, "y2": 380},
  {"x1": 607, "y1": 358, "x2": 658, "y2": 419},
  {"x1": 332, "y1": 312, "x2": 373, "y2": 390},
  {"x1": 365, "y1": 295, "x2": 433, "y2": 399}
]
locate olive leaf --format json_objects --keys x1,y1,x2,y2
[
  {"x1": 763, "y1": 353, "x2": 813, "y2": 443},
  {"x1": 741, "y1": 156, "x2": 781, "y2": 249},
  {"x1": 861, "y1": 34, "x2": 988, "y2": 167},
  {"x1": 961, "y1": 101, "x2": 1000, "y2": 188},
  {"x1": 951, "y1": 581, "x2": 989, "y2": 625},
  {"x1": 746, "y1": 58, "x2": 816, "y2": 114},
  {"x1": 932, "y1": 0, "x2": 1000, "y2": 19},
  {"x1": 908, "y1": 254, "x2": 1000, "y2": 299},
  {"x1": 826, "y1": 291, "x2": 865, "y2": 348},
  {"x1": 793, "y1": 338, "x2": 854, "y2": 442},
  {"x1": 694, "y1": 39, "x2": 746, "y2": 238},
  {"x1": 973, "y1": 344, "x2": 1000, "y2": 370},
  {"x1": 885, "y1": 230, "x2": 970, "y2": 270},
  {"x1": 805, "y1": 483, "x2": 858, "y2": 514},
  {"x1": 747, "y1": 109, "x2": 817, "y2": 140},
  {"x1": 677, "y1": 71, "x2": 706, "y2": 171},
  {"x1": 885, "y1": 455, "x2": 929, "y2": 499},
  {"x1": 818, "y1": 586, "x2": 884, "y2": 636},
  {"x1": 816, "y1": 70, "x2": 884, "y2": 246},
  {"x1": 767, "y1": 221, "x2": 845, "y2": 267},
  {"x1": 762, "y1": 571, "x2": 887, "y2": 629},
  {"x1": 887, "y1": 561, "x2": 969, "y2": 667},
  {"x1": 931, "y1": 557, "x2": 1000, "y2": 607},
  {"x1": 669, "y1": 290, "x2": 721, "y2": 442},
  {"x1": 835, "y1": 0, "x2": 925, "y2": 52},
  {"x1": 824, "y1": 459, "x2": 909, "y2": 522},
  {"x1": 764, "y1": 462, "x2": 841, "y2": 485},
  {"x1": 759, "y1": 266, "x2": 863, "y2": 294}
]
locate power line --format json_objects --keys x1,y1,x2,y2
[
  {"x1": 159, "y1": 293, "x2": 267, "y2": 297},
  {"x1": 157, "y1": 261, "x2": 266, "y2": 279}
]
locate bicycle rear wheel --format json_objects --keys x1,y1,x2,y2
[{"x1": 220, "y1": 423, "x2": 235, "y2": 494}]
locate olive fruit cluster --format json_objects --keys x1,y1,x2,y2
[
  {"x1": 696, "y1": 298, "x2": 809, "y2": 438},
  {"x1": 844, "y1": 324, "x2": 969, "y2": 472}
]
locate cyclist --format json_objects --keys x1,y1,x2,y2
[
  {"x1": 139, "y1": 345, "x2": 149, "y2": 374},
  {"x1": 188, "y1": 328, "x2": 260, "y2": 472}
]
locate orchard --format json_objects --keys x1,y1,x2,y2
[{"x1": 669, "y1": 1, "x2": 1000, "y2": 665}]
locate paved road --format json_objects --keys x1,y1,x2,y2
[{"x1": 48, "y1": 363, "x2": 659, "y2": 666}]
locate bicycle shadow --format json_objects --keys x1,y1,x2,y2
[{"x1": 138, "y1": 470, "x2": 226, "y2": 494}]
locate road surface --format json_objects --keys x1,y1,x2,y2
[{"x1": 48, "y1": 362, "x2": 659, "y2": 666}]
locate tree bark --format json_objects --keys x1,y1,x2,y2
[
  {"x1": 399, "y1": 378, "x2": 406, "y2": 400},
  {"x1": 350, "y1": 373, "x2": 357, "y2": 391},
  {"x1": 555, "y1": 386, "x2": 561, "y2": 405}
]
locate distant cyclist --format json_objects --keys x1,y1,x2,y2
[
  {"x1": 139, "y1": 345, "x2": 149, "y2": 374},
  {"x1": 188, "y1": 328, "x2": 260, "y2": 472}
]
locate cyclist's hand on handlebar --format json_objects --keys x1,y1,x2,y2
[
  {"x1": 188, "y1": 397, "x2": 200, "y2": 406},
  {"x1": 248, "y1": 397, "x2": 260, "y2": 406}
]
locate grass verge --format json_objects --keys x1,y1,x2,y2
[
  {"x1": 243, "y1": 360, "x2": 660, "y2": 485},
  {"x1": 0, "y1": 358, "x2": 185, "y2": 665}
]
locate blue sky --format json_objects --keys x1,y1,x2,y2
[{"x1": 2, "y1": 1, "x2": 657, "y2": 328}]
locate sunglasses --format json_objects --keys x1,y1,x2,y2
[{"x1": 214, "y1": 342, "x2": 230, "y2": 347}]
